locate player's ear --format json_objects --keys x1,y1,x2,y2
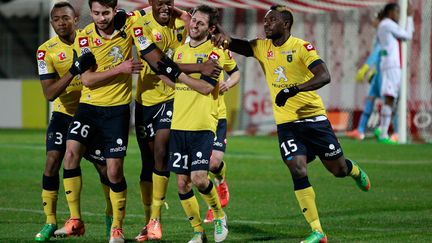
[{"x1": 209, "y1": 25, "x2": 216, "y2": 35}]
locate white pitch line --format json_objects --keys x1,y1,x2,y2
[
  {"x1": 0, "y1": 144, "x2": 430, "y2": 165},
  {"x1": 0, "y1": 207, "x2": 281, "y2": 225}
]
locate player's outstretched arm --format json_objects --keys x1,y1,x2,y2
[{"x1": 211, "y1": 24, "x2": 254, "y2": 57}]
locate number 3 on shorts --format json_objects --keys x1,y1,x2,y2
[{"x1": 280, "y1": 139, "x2": 298, "y2": 157}]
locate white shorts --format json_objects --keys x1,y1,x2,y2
[{"x1": 380, "y1": 68, "x2": 401, "y2": 98}]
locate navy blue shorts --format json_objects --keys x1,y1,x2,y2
[
  {"x1": 46, "y1": 112, "x2": 73, "y2": 152},
  {"x1": 277, "y1": 117, "x2": 343, "y2": 162},
  {"x1": 213, "y1": 119, "x2": 227, "y2": 152},
  {"x1": 47, "y1": 111, "x2": 106, "y2": 165},
  {"x1": 67, "y1": 103, "x2": 130, "y2": 159},
  {"x1": 168, "y1": 130, "x2": 214, "y2": 174},
  {"x1": 135, "y1": 100, "x2": 173, "y2": 142}
]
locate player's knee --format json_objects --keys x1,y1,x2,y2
[
  {"x1": 330, "y1": 164, "x2": 349, "y2": 178},
  {"x1": 191, "y1": 173, "x2": 208, "y2": 191},
  {"x1": 107, "y1": 163, "x2": 124, "y2": 183},
  {"x1": 44, "y1": 153, "x2": 62, "y2": 176},
  {"x1": 177, "y1": 179, "x2": 192, "y2": 194},
  {"x1": 63, "y1": 149, "x2": 80, "y2": 169},
  {"x1": 209, "y1": 156, "x2": 222, "y2": 171}
]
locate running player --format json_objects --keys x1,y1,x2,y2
[{"x1": 212, "y1": 5, "x2": 371, "y2": 243}]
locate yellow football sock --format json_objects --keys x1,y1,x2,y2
[
  {"x1": 150, "y1": 173, "x2": 169, "y2": 220},
  {"x1": 63, "y1": 176, "x2": 82, "y2": 219},
  {"x1": 180, "y1": 192, "x2": 204, "y2": 233},
  {"x1": 42, "y1": 189, "x2": 58, "y2": 224},
  {"x1": 140, "y1": 180, "x2": 152, "y2": 223},
  {"x1": 348, "y1": 160, "x2": 360, "y2": 178},
  {"x1": 101, "y1": 183, "x2": 112, "y2": 216},
  {"x1": 110, "y1": 189, "x2": 127, "y2": 229},
  {"x1": 199, "y1": 182, "x2": 224, "y2": 219},
  {"x1": 295, "y1": 186, "x2": 322, "y2": 232},
  {"x1": 212, "y1": 161, "x2": 226, "y2": 181}
]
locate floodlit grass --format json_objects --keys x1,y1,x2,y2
[{"x1": 0, "y1": 129, "x2": 431, "y2": 242}]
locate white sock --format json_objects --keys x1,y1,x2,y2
[{"x1": 379, "y1": 104, "x2": 392, "y2": 139}]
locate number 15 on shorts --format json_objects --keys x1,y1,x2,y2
[{"x1": 280, "y1": 139, "x2": 298, "y2": 160}]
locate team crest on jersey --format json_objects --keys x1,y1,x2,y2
[
  {"x1": 177, "y1": 33, "x2": 182, "y2": 42},
  {"x1": 133, "y1": 27, "x2": 143, "y2": 37},
  {"x1": 197, "y1": 57, "x2": 203, "y2": 63},
  {"x1": 209, "y1": 51, "x2": 220, "y2": 60},
  {"x1": 287, "y1": 54, "x2": 292, "y2": 63},
  {"x1": 267, "y1": 50, "x2": 274, "y2": 59},
  {"x1": 109, "y1": 46, "x2": 124, "y2": 63},
  {"x1": 274, "y1": 66, "x2": 288, "y2": 82},
  {"x1": 79, "y1": 37, "x2": 89, "y2": 47},
  {"x1": 94, "y1": 38, "x2": 103, "y2": 47},
  {"x1": 58, "y1": 52, "x2": 66, "y2": 61},
  {"x1": 37, "y1": 50, "x2": 46, "y2": 60},
  {"x1": 304, "y1": 43, "x2": 315, "y2": 51}
]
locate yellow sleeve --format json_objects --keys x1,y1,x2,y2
[
  {"x1": 250, "y1": 38, "x2": 263, "y2": 60},
  {"x1": 36, "y1": 46, "x2": 55, "y2": 77},
  {"x1": 223, "y1": 50, "x2": 238, "y2": 73},
  {"x1": 299, "y1": 41, "x2": 321, "y2": 67},
  {"x1": 131, "y1": 19, "x2": 155, "y2": 53}
]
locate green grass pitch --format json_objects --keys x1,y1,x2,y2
[{"x1": 0, "y1": 129, "x2": 431, "y2": 242}]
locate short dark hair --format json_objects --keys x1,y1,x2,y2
[
  {"x1": 270, "y1": 4, "x2": 294, "y2": 30},
  {"x1": 88, "y1": 0, "x2": 117, "y2": 9},
  {"x1": 381, "y1": 3, "x2": 399, "y2": 18},
  {"x1": 51, "y1": 1, "x2": 76, "y2": 19},
  {"x1": 192, "y1": 4, "x2": 219, "y2": 27}
]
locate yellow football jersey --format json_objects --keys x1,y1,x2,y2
[
  {"x1": 37, "y1": 33, "x2": 82, "y2": 116},
  {"x1": 172, "y1": 40, "x2": 230, "y2": 133},
  {"x1": 217, "y1": 50, "x2": 238, "y2": 119},
  {"x1": 251, "y1": 36, "x2": 326, "y2": 124},
  {"x1": 131, "y1": 13, "x2": 187, "y2": 106},
  {"x1": 74, "y1": 10, "x2": 142, "y2": 106}
]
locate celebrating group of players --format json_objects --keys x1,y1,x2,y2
[{"x1": 35, "y1": 1, "x2": 371, "y2": 243}]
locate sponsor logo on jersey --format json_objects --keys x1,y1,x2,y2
[
  {"x1": 94, "y1": 38, "x2": 103, "y2": 47},
  {"x1": 228, "y1": 51, "x2": 233, "y2": 59},
  {"x1": 133, "y1": 27, "x2": 143, "y2": 37},
  {"x1": 137, "y1": 36, "x2": 150, "y2": 50},
  {"x1": 58, "y1": 52, "x2": 66, "y2": 61},
  {"x1": 267, "y1": 50, "x2": 274, "y2": 58},
  {"x1": 304, "y1": 43, "x2": 315, "y2": 51},
  {"x1": 127, "y1": 11, "x2": 135, "y2": 16},
  {"x1": 274, "y1": 66, "x2": 288, "y2": 82},
  {"x1": 209, "y1": 51, "x2": 220, "y2": 60},
  {"x1": 154, "y1": 32, "x2": 162, "y2": 42},
  {"x1": 37, "y1": 50, "x2": 46, "y2": 60},
  {"x1": 109, "y1": 46, "x2": 124, "y2": 63},
  {"x1": 177, "y1": 53, "x2": 183, "y2": 60},
  {"x1": 79, "y1": 37, "x2": 89, "y2": 47}
]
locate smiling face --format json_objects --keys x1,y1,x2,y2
[
  {"x1": 150, "y1": 0, "x2": 174, "y2": 25},
  {"x1": 189, "y1": 11, "x2": 212, "y2": 41},
  {"x1": 51, "y1": 6, "x2": 77, "y2": 39},
  {"x1": 90, "y1": 1, "x2": 116, "y2": 32}
]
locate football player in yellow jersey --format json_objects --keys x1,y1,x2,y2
[
  {"x1": 124, "y1": 1, "x2": 222, "y2": 241},
  {"x1": 212, "y1": 5, "x2": 371, "y2": 243},
  {"x1": 53, "y1": 1, "x2": 144, "y2": 243},
  {"x1": 154, "y1": 5, "x2": 230, "y2": 243},
  {"x1": 204, "y1": 51, "x2": 240, "y2": 224},
  {"x1": 34, "y1": 2, "x2": 113, "y2": 241}
]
